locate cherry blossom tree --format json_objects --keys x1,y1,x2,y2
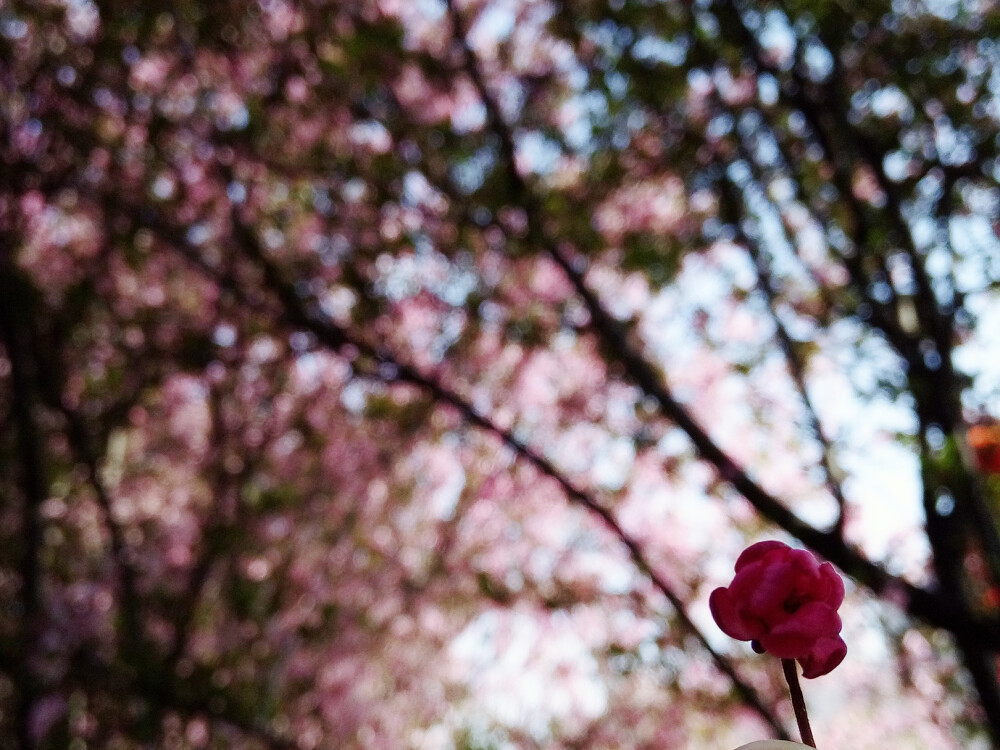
[{"x1": 3, "y1": 0, "x2": 1000, "y2": 748}]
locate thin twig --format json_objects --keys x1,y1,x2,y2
[{"x1": 782, "y1": 659, "x2": 816, "y2": 748}]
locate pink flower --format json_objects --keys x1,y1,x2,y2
[{"x1": 710, "y1": 541, "x2": 847, "y2": 678}]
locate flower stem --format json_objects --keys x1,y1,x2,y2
[{"x1": 782, "y1": 658, "x2": 816, "y2": 748}]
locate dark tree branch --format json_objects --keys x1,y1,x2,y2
[
  {"x1": 111, "y1": 189, "x2": 793, "y2": 739},
  {"x1": 716, "y1": 174, "x2": 850, "y2": 536},
  {"x1": 164, "y1": 386, "x2": 238, "y2": 671},
  {"x1": 115, "y1": 173, "x2": 788, "y2": 731},
  {"x1": 45, "y1": 394, "x2": 146, "y2": 656},
  {"x1": 0, "y1": 251, "x2": 46, "y2": 750},
  {"x1": 226, "y1": 213, "x2": 792, "y2": 740},
  {"x1": 712, "y1": 4, "x2": 1000, "y2": 737},
  {"x1": 444, "y1": 0, "x2": 1000, "y2": 656}
]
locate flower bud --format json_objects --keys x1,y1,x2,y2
[{"x1": 710, "y1": 541, "x2": 847, "y2": 678}]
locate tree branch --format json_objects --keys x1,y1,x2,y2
[
  {"x1": 444, "y1": 0, "x2": 1000, "y2": 654},
  {"x1": 122, "y1": 192, "x2": 793, "y2": 738},
  {"x1": 226, "y1": 213, "x2": 792, "y2": 740},
  {"x1": 0, "y1": 250, "x2": 46, "y2": 750},
  {"x1": 718, "y1": 174, "x2": 850, "y2": 536}
]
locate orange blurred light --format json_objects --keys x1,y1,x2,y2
[{"x1": 968, "y1": 424, "x2": 1000, "y2": 474}]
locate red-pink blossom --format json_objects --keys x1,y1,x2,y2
[{"x1": 710, "y1": 541, "x2": 847, "y2": 678}]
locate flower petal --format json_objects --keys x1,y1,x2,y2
[
  {"x1": 759, "y1": 603, "x2": 842, "y2": 659},
  {"x1": 816, "y1": 562, "x2": 846, "y2": 608},
  {"x1": 745, "y1": 560, "x2": 797, "y2": 620},
  {"x1": 734, "y1": 541, "x2": 788, "y2": 571},
  {"x1": 772, "y1": 601, "x2": 842, "y2": 639},
  {"x1": 799, "y1": 636, "x2": 848, "y2": 678},
  {"x1": 709, "y1": 586, "x2": 761, "y2": 641}
]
